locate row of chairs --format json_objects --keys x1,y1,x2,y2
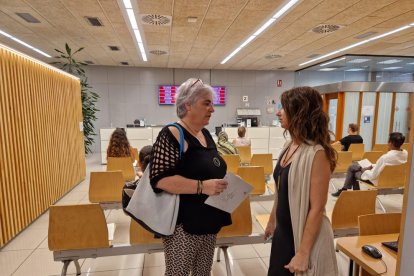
[{"x1": 49, "y1": 197, "x2": 260, "y2": 276}]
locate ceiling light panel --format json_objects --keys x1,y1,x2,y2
[
  {"x1": 345, "y1": 68, "x2": 364, "y2": 71},
  {"x1": 319, "y1": 68, "x2": 336, "y2": 71},
  {"x1": 299, "y1": 24, "x2": 413, "y2": 67},
  {"x1": 347, "y1": 58, "x2": 371, "y2": 63},
  {"x1": 383, "y1": 67, "x2": 402, "y2": 70},
  {"x1": 377, "y1": 59, "x2": 402, "y2": 64},
  {"x1": 120, "y1": 0, "x2": 147, "y2": 62},
  {"x1": 320, "y1": 57, "x2": 345, "y2": 66},
  {"x1": 221, "y1": 0, "x2": 300, "y2": 64},
  {"x1": 0, "y1": 29, "x2": 51, "y2": 57}
]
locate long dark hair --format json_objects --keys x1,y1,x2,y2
[
  {"x1": 107, "y1": 128, "x2": 131, "y2": 158},
  {"x1": 281, "y1": 87, "x2": 337, "y2": 171}
]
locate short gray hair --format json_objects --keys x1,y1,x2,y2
[{"x1": 175, "y1": 78, "x2": 214, "y2": 119}]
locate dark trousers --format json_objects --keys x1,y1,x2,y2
[{"x1": 342, "y1": 163, "x2": 363, "y2": 190}]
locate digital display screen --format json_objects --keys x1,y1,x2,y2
[{"x1": 158, "y1": 85, "x2": 226, "y2": 105}]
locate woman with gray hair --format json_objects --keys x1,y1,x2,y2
[{"x1": 150, "y1": 78, "x2": 231, "y2": 276}]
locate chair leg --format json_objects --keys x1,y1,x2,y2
[
  {"x1": 61, "y1": 260, "x2": 71, "y2": 276},
  {"x1": 74, "y1": 259, "x2": 81, "y2": 275},
  {"x1": 330, "y1": 179, "x2": 338, "y2": 192},
  {"x1": 376, "y1": 197, "x2": 387, "y2": 213},
  {"x1": 221, "y1": 246, "x2": 232, "y2": 276},
  {"x1": 216, "y1": 247, "x2": 221, "y2": 262}
]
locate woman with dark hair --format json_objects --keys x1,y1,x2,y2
[
  {"x1": 107, "y1": 128, "x2": 135, "y2": 161},
  {"x1": 265, "y1": 87, "x2": 338, "y2": 276}
]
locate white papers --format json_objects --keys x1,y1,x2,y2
[
  {"x1": 358, "y1": 158, "x2": 372, "y2": 168},
  {"x1": 204, "y1": 172, "x2": 253, "y2": 213}
]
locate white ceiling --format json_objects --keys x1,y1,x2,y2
[{"x1": 1, "y1": 0, "x2": 414, "y2": 71}]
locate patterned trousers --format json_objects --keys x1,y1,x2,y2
[{"x1": 162, "y1": 224, "x2": 216, "y2": 276}]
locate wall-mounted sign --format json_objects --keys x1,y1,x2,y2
[
  {"x1": 242, "y1": 95, "x2": 248, "y2": 102},
  {"x1": 363, "y1": 116, "x2": 371, "y2": 123},
  {"x1": 277, "y1": 80, "x2": 282, "y2": 87}
]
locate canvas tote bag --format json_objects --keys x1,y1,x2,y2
[{"x1": 125, "y1": 123, "x2": 184, "y2": 236}]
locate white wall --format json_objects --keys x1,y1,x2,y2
[
  {"x1": 85, "y1": 66, "x2": 294, "y2": 153},
  {"x1": 400, "y1": 145, "x2": 414, "y2": 275}
]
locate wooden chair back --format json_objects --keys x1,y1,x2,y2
[
  {"x1": 89, "y1": 171, "x2": 125, "y2": 203},
  {"x1": 401, "y1": 143, "x2": 411, "y2": 151},
  {"x1": 349, "y1": 143, "x2": 365, "y2": 161},
  {"x1": 218, "y1": 197, "x2": 252, "y2": 237},
  {"x1": 237, "y1": 166, "x2": 266, "y2": 195},
  {"x1": 377, "y1": 164, "x2": 407, "y2": 189},
  {"x1": 372, "y1": 144, "x2": 389, "y2": 152},
  {"x1": 334, "y1": 151, "x2": 353, "y2": 173},
  {"x1": 250, "y1": 153, "x2": 273, "y2": 176},
  {"x1": 255, "y1": 214, "x2": 270, "y2": 231},
  {"x1": 236, "y1": 145, "x2": 252, "y2": 164},
  {"x1": 332, "y1": 143, "x2": 342, "y2": 152},
  {"x1": 331, "y1": 190, "x2": 377, "y2": 230},
  {"x1": 221, "y1": 154, "x2": 240, "y2": 174},
  {"x1": 362, "y1": 151, "x2": 384, "y2": 164},
  {"x1": 129, "y1": 220, "x2": 162, "y2": 245},
  {"x1": 358, "y1": 213, "x2": 401, "y2": 236},
  {"x1": 107, "y1": 157, "x2": 135, "y2": 181},
  {"x1": 48, "y1": 204, "x2": 110, "y2": 250},
  {"x1": 132, "y1": 147, "x2": 139, "y2": 162}
]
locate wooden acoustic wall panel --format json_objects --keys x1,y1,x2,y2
[{"x1": 0, "y1": 45, "x2": 86, "y2": 247}]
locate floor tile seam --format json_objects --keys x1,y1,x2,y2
[{"x1": 10, "y1": 248, "x2": 36, "y2": 276}]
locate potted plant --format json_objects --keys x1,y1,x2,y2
[{"x1": 51, "y1": 43, "x2": 99, "y2": 154}]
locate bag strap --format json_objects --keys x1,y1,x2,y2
[{"x1": 166, "y1": 123, "x2": 185, "y2": 159}]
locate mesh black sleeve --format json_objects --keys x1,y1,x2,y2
[{"x1": 149, "y1": 127, "x2": 181, "y2": 193}]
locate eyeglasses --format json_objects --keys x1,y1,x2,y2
[{"x1": 189, "y1": 78, "x2": 203, "y2": 89}]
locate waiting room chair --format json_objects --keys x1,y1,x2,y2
[
  {"x1": 361, "y1": 151, "x2": 384, "y2": 164},
  {"x1": 255, "y1": 214, "x2": 270, "y2": 231},
  {"x1": 349, "y1": 143, "x2": 365, "y2": 161},
  {"x1": 236, "y1": 145, "x2": 252, "y2": 165},
  {"x1": 358, "y1": 213, "x2": 401, "y2": 236},
  {"x1": 89, "y1": 171, "x2": 124, "y2": 205},
  {"x1": 129, "y1": 219, "x2": 162, "y2": 245},
  {"x1": 332, "y1": 143, "x2": 342, "y2": 152},
  {"x1": 330, "y1": 151, "x2": 353, "y2": 192},
  {"x1": 218, "y1": 197, "x2": 252, "y2": 238},
  {"x1": 329, "y1": 190, "x2": 377, "y2": 237},
  {"x1": 237, "y1": 166, "x2": 266, "y2": 195},
  {"x1": 362, "y1": 163, "x2": 408, "y2": 212},
  {"x1": 48, "y1": 204, "x2": 111, "y2": 275},
  {"x1": 372, "y1": 144, "x2": 388, "y2": 152},
  {"x1": 107, "y1": 157, "x2": 136, "y2": 181},
  {"x1": 250, "y1": 153, "x2": 273, "y2": 177},
  {"x1": 131, "y1": 147, "x2": 139, "y2": 163},
  {"x1": 221, "y1": 154, "x2": 241, "y2": 174}
]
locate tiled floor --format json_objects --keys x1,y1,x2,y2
[{"x1": 0, "y1": 154, "x2": 403, "y2": 276}]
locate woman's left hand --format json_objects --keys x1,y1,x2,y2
[{"x1": 284, "y1": 252, "x2": 309, "y2": 273}]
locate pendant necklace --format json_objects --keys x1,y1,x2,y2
[{"x1": 179, "y1": 120, "x2": 207, "y2": 147}]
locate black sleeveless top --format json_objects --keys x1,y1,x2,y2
[{"x1": 150, "y1": 124, "x2": 232, "y2": 235}]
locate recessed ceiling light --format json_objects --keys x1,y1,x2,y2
[
  {"x1": 319, "y1": 68, "x2": 336, "y2": 71},
  {"x1": 187, "y1": 17, "x2": 197, "y2": 23},
  {"x1": 378, "y1": 59, "x2": 402, "y2": 64},
  {"x1": 383, "y1": 67, "x2": 402, "y2": 70},
  {"x1": 0, "y1": 29, "x2": 51, "y2": 57},
  {"x1": 320, "y1": 57, "x2": 345, "y2": 66},
  {"x1": 345, "y1": 68, "x2": 364, "y2": 71},
  {"x1": 406, "y1": 62, "x2": 414, "y2": 65},
  {"x1": 347, "y1": 58, "x2": 371, "y2": 63}
]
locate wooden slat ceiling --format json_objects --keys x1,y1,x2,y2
[{"x1": 0, "y1": 0, "x2": 413, "y2": 71}]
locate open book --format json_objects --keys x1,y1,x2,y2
[{"x1": 358, "y1": 158, "x2": 372, "y2": 168}]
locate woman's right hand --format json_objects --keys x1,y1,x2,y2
[
  {"x1": 202, "y1": 179, "x2": 228, "y2": 196},
  {"x1": 264, "y1": 220, "x2": 275, "y2": 241}
]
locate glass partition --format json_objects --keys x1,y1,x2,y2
[
  {"x1": 342, "y1": 92, "x2": 360, "y2": 138},
  {"x1": 394, "y1": 93, "x2": 410, "y2": 138},
  {"x1": 359, "y1": 92, "x2": 376, "y2": 151},
  {"x1": 375, "y1": 93, "x2": 393, "y2": 144}
]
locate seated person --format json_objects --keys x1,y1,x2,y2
[
  {"x1": 232, "y1": 126, "x2": 251, "y2": 147},
  {"x1": 332, "y1": 132, "x2": 408, "y2": 197},
  {"x1": 332, "y1": 123, "x2": 363, "y2": 151},
  {"x1": 107, "y1": 128, "x2": 134, "y2": 162},
  {"x1": 137, "y1": 145, "x2": 152, "y2": 177},
  {"x1": 216, "y1": 131, "x2": 238, "y2": 155}
]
